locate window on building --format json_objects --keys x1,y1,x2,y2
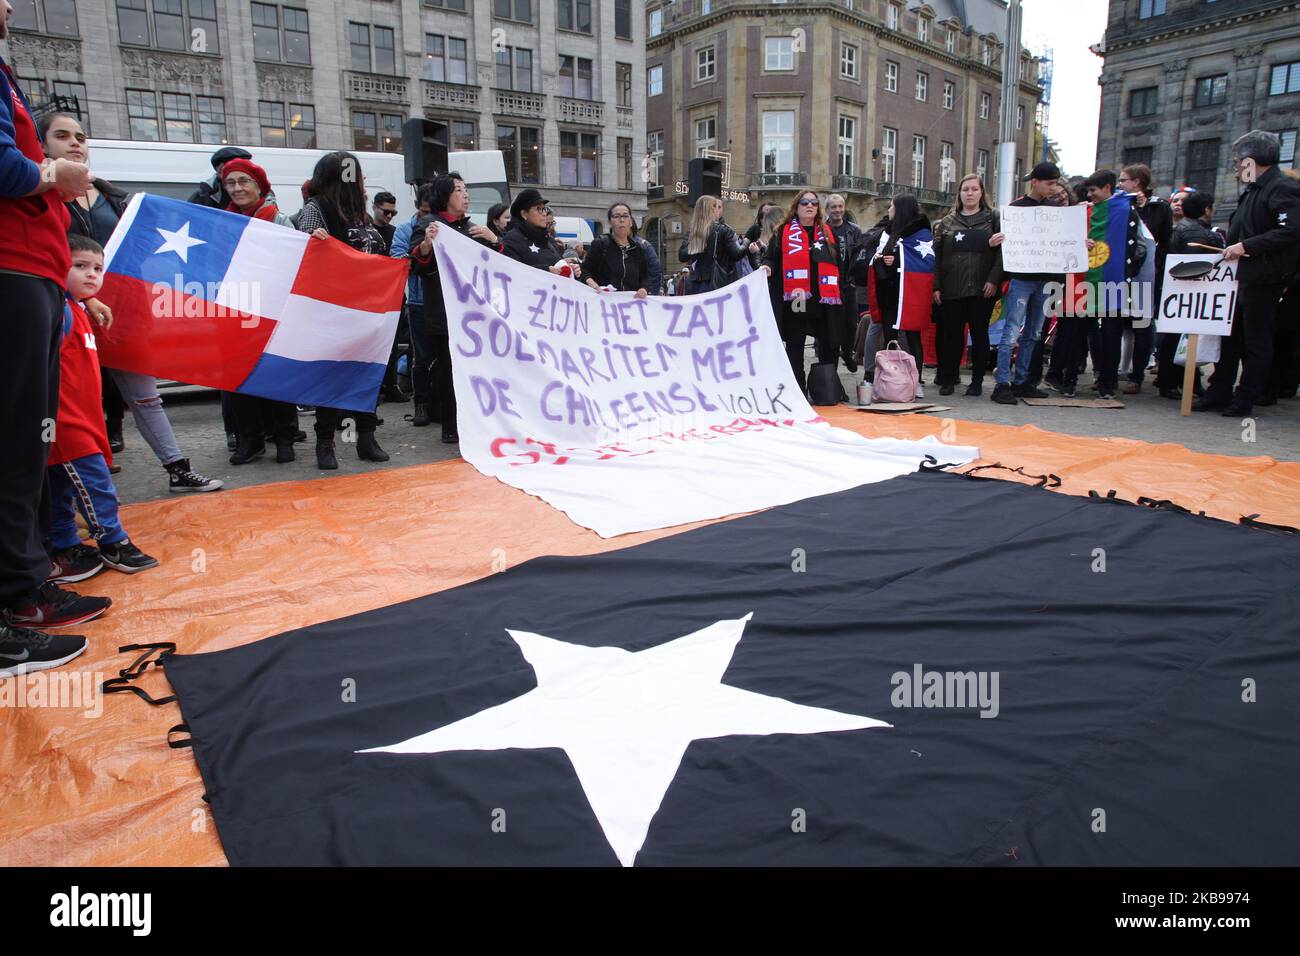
[
  {"x1": 1129, "y1": 86, "x2": 1159, "y2": 117},
  {"x1": 762, "y1": 110, "x2": 795, "y2": 173},
  {"x1": 560, "y1": 55, "x2": 594, "y2": 99},
  {"x1": 493, "y1": 0, "x2": 532, "y2": 22},
  {"x1": 1270, "y1": 63, "x2": 1300, "y2": 96},
  {"x1": 617, "y1": 63, "x2": 632, "y2": 107},
  {"x1": 1278, "y1": 130, "x2": 1296, "y2": 168},
  {"x1": 838, "y1": 115, "x2": 856, "y2": 177},
  {"x1": 426, "y1": 35, "x2": 469, "y2": 84},
  {"x1": 288, "y1": 103, "x2": 315, "y2": 148},
  {"x1": 425, "y1": 0, "x2": 467, "y2": 8},
  {"x1": 498, "y1": 124, "x2": 542, "y2": 183},
  {"x1": 977, "y1": 148, "x2": 988, "y2": 182},
  {"x1": 557, "y1": 0, "x2": 592, "y2": 33},
  {"x1": 619, "y1": 137, "x2": 634, "y2": 190},
  {"x1": 979, "y1": 92, "x2": 990, "y2": 119},
  {"x1": 647, "y1": 64, "x2": 663, "y2": 97},
  {"x1": 153, "y1": 0, "x2": 184, "y2": 50},
  {"x1": 283, "y1": 7, "x2": 310, "y2": 64},
  {"x1": 1185, "y1": 138, "x2": 1220, "y2": 191},
  {"x1": 647, "y1": 129, "x2": 663, "y2": 186},
  {"x1": 374, "y1": 25, "x2": 396, "y2": 75},
  {"x1": 1138, "y1": 0, "x2": 1166, "y2": 18},
  {"x1": 886, "y1": 3, "x2": 899, "y2": 30},
  {"x1": 649, "y1": 7, "x2": 661, "y2": 37},
  {"x1": 1017, "y1": 105, "x2": 1024, "y2": 130},
  {"x1": 117, "y1": 0, "x2": 216, "y2": 51},
  {"x1": 125, "y1": 89, "x2": 159, "y2": 140},
  {"x1": 496, "y1": 47, "x2": 533, "y2": 91},
  {"x1": 560, "y1": 131, "x2": 599, "y2": 187},
  {"x1": 885, "y1": 61, "x2": 898, "y2": 93},
  {"x1": 379, "y1": 113, "x2": 402, "y2": 152},
  {"x1": 1123, "y1": 146, "x2": 1153, "y2": 168},
  {"x1": 916, "y1": 72, "x2": 928, "y2": 102},
  {"x1": 352, "y1": 110, "x2": 377, "y2": 151},
  {"x1": 349, "y1": 23, "x2": 371, "y2": 72},
  {"x1": 615, "y1": 0, "x2": 632, "y2": 40},
  {"x1": 439, "y1": 119, "x2": 473, "y2": 151},
  {"x1": 912, "y1": 135, "x2": 926, "y2": 188},
  {"x1": 841, "y1": 43, "x2": 858, "y2": 80},
  {"x1": 697, "y1": 45, "x2": 716, "y2": 82},
  {"x1": 940, "y1": 141, "x2": 954, "y2": 191},
  {"x1": 919, "y1": 16, "x2": 930, "y2": 43},
  {"x1": 251, "y1": 3, "x2": 280, "y2": 59},
  {"x1": 695, "y1": 116, "x2": 716, "y2": 157},
  {"x1": 162, "y1": 91, "x2": 194, "y2": 142},
  {"x1": 1193, "y1": 74, "x2": 1227, "y2": 107},
  {"x1": 981, "y1": 41, "x2": 992, "y2": 67},
  {"x1": 765, "y1": 37, "x2": 794, "y2": 71},
  {"x1": 881, "y1": 127, "x2": 897, "y2": 183},
  {"x1": 10, "y1": 0, "x2": 78, "y2": 35},
  {"x1": 946, "y1": 27, "x2": 957, "y2": 55},
  {"x1": 259, "y1": 100, "x2": 286, "y2": 146}
]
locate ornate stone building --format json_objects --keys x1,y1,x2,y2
[
  {"x1": 1094, "y1": 0, "x2": 1300, "y2": 215},
  {"x1": 0, "y1": 0, "x2": 647, "y2": 218},
  {"x1": 644, "y1": 0, "x2": 1042, "y2": 267}
]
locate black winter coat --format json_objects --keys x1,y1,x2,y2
[
  {"x1": 409, "y1": 213, "x2": 500, "y2": 334},
  {"x1": 1227, "y1": 165, "x2": 1300, "y2": 285},
  {"x1": 500, "y1": 219, "x2": 564, "y2": 271}
]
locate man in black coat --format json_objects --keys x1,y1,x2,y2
[
  {"x1": 825, "y1": 194, "x2": 862, "y2": 372},
  {"x1": 409, "y1": 172, "x2": 502, "y2": 445},
  {"x1": 1193, "y1": 131, "x2": 1300, "y2": 416}
]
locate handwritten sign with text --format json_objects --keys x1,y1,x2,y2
[
  {"x1": 999, "y1": 204, "x2": 1089, "y2": 275},
  {"x1": 1156, "y1": 255, "x2": 1237, "y2": 336}
]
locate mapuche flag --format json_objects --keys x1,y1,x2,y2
[
  {"x1": 160, "y1": 472, "x2": 1300, "y2": 866},
  {"x1": 1064, "y1": 192, "x2": 1149, "y2": 318},
  {"x1": 97, "y1": 194, "x2": 406, "y2": 411}
]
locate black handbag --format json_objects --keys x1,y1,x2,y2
[{"x1": 807, "y1": 361, "x2": 844, "y2": 406}]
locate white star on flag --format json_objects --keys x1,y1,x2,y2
[
  {"x1": 154, "y1": 222, "x2": 206, "y2": 263},
  {"x1": 914, "y1": 239, "x2": 935, "y2": 259},
  {"x1": 360, "y1": 614, "x2": 889, "y2": 866}
]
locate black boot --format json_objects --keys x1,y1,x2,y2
[
  {"x1": 229, "y1": 435, "x2": 266, "y2": 465},
  {"x1": 411, "y1": 403, "x2": 431, "y2": 427},
  {"x1": 315, "y1": 440, "x2": 338, "y2": 470},
  {"x1": 357, "y1": 431, "x2": 389, "y2": 462},
  {"x1": 275, "y1": 439, "x2": 296, "y2": 463}
]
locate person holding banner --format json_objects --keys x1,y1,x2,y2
[
  {"x1": 581, "y1": 202, "x2": 662, "y2": 296},
  {"x1": 410, "y1": 172, "x2": 503, "y2": 446},
  {"x1": 763, "y1": 189, "x2": 841, "y2": 397},
  {"x1": 1194, "y1": 130, "x2": 1300, "y2": 417},
  {"x1": 932, "y1": 174, "x2": 1003, "y2": 396},
  {"x1": 1118, "y1": 164, "x2": 1172, "y2": 395},
  {"x1": 501, "y1": 189, "x2": 576, "y2": 277}
]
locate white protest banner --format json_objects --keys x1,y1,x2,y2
[
  {"x1": 431, "y1": 225, "x2": 978, "y2": 537},
  {"x1": 999, "y1": 204, "x2": 1089, "y2": 275},
  {"x1": 1156, "y1": 255, "x2": 1237, "y2": 336}
]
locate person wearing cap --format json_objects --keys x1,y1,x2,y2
[
  {"x1": 988, "y1": 161, "x2": 1058, "y2": 405},
  {"x1": 188, "y1": 144, "x2": 254, "y2": 209},
  {"x1": 1194, "y1": 130, "x2": 1300, "y2": 416},
  {"x1": 500, "y1": 188, "x2": 580, "y2": 277}
]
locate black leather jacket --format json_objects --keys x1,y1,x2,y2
[{"x1": 1227, "y1": 165, "x2": 1300, "y2": 285}]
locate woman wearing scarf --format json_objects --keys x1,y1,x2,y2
[
  {"x1": 219, "y1": 158, "x2": 302, "y2": 464},
  {"x1": 296, "y1": 151, "x2": 391, "y2": 470},
  {"x1": 762, "y1": 189, "x2": 841, "y2": 394},
  {"x1": 869, "y1": 194, "x2": 930, "y2": 388}
]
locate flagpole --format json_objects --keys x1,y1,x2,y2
[{"x1": 996, "y1": 0, "x2": 1024, "y2": 209}]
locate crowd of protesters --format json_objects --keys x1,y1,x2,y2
[{"x1": 2, "y1": 0, "x2": 1298, "y2": 681}]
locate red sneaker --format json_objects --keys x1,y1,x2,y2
[{"x1": 8, "y1": 582, "x2": 111, "y2": 629}]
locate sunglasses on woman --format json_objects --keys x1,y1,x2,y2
[{"x1": 798, "y1": 198, "x2": 819, "y2": 207}]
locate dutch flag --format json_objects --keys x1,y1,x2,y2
[{"x1": 98, "y1": 194, "x2": 406, "y2": 411}]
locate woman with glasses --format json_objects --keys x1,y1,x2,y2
[
  {"x1": 39, "y1": 112, "x2": 222, "y2": 492},
  {"x1": 678, "y1": 195, "x2": 745, "y2": 294},
  {"x1": 581, "y1": 203, "x2": 663, "y2": 296},
  {"x1": 761, "y1": 190, "x2": 841, "y2": 395},
  {"x1": 500, "y1": 188, "x2": 579, "y2": 277},
  {"x1": 296, "y1": 151, "x2": 392, "y2": 469}
]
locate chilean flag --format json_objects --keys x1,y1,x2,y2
[
  {"x1": 866, "y1": 228, "x2": 936, "y2": 332},
  {"x1": 97, "y1": 194, "x2": 406, "y2": 411}
]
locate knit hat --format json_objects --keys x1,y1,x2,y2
[{"x1": 220, "y1": 157, "x2": 271, "y2": 196}]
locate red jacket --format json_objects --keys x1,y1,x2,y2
[
  {"x1": 48, "y1": 297, "x2": 112, "y2": 467},
  {"x1": 0, "y1": 61, "x2": 70, "y2": 286}
]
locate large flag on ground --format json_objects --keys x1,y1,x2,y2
[
  {"x1": 162, "y1": 471, "x2": 1300, "y2": 866},
  {"x1": 427, "y1": 224, "x2": 975, "y2": 537},
  {"x1": 98, "y1": 194, "x2": 406, "y2": 411},
  {"x1": 866, "y1": 229, "x2": 936, "y2": 332}
]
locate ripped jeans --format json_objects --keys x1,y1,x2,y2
[{"x1": 106, "y1": 368, "x2": 184, "y2": 466}]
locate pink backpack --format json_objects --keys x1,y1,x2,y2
[{"x1": 872, "y1": 340, "x2": 919, "y2": 403}]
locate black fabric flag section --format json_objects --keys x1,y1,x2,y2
[{"x1": 164, "y1": 472, "x2": 1300, "y2": 866}]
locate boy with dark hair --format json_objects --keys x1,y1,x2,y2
[{"x1": 46, "y1": 235, "x2": 159, "y2": 581}]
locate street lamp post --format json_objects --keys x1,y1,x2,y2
[{"x1": 997, "y1": 0, "x2": 1024, "y2": 208}]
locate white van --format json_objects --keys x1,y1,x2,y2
[{"x1": 82, "y1": 142, "x2": 510, "y2": 223}]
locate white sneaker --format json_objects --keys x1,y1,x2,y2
[{"x1": 914, "y1": 384, "x2": 925, "y2": 399}]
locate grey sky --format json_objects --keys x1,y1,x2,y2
[{"x1": 1020, "y1": 0, "x2": 1110, "y2": 177}]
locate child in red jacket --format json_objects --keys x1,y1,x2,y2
[{"x1": 46, "y1": 235, "x2": 158, "y2": 581}]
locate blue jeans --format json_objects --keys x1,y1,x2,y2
[
  {"x1": 107, "y1": 367, "x2": 184, "y2": 465},
  {"x1": 48, "y1": 454, "x2": 127, "y2": 549},
  {"x1": 996, "y1": 279, "x2": 1053, "y2": 386}
]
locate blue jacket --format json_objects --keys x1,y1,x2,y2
[{"x1": 390, "y1": 213, "x2": 423, "y2": 306}]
